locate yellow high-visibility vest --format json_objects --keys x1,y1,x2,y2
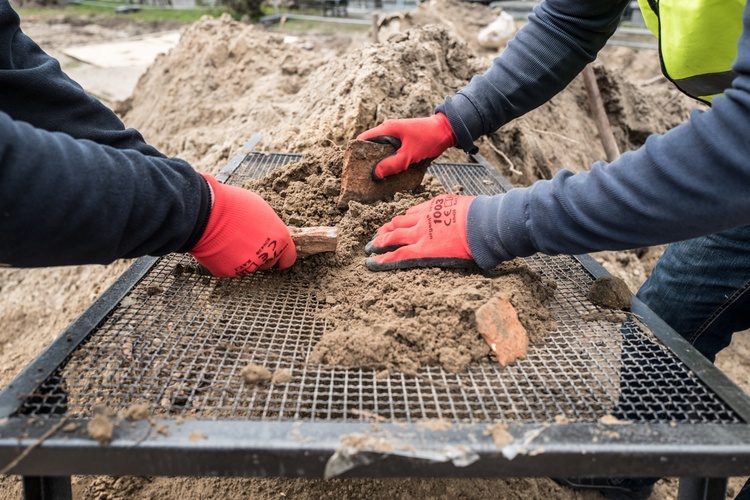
[{"x1": 637, "y1": 0, "x2": 745, "y2": 104}]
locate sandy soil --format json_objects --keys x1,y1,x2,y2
[{"x1": 1, "y1": 2, "x2": 748, "y2": 498}]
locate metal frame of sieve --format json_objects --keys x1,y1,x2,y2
[{"x1": 1, "y1": 137, "x2": 749, "y2": 500}]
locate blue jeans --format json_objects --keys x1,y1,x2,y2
[
  {"x1": 637, "y1": 224, "x2": 750, "y2": 362},
  {"x1": 604, "y1": 225, "x2": 750, "y2": 495}
]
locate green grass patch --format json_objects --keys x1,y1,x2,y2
[
  {"x1": 15, "y1": 2, "x2": 226, "y2": 24},
  {"x1": 15, "y1": 2, "x2": 369, "y2": 33}
]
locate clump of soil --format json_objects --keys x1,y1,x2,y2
[
  {"x1": 271, "y1": 369, "x2": 293, "y2": 384},
  {"x1": 246, "y1": 147, "x2": 557, "y2": 374},
  {"x1": 241, "y1": 363, "x2": 273, "y2": 384},
  {"x1": 122, "y1": 404, "x2": 150, "y2": 421},
  {"x1": 87, "y1": 414, "x2": 114, "y2": 445},
  {"x1": 189, "y1": 430, "x2": 208, "y2": 442},
  {"x1": 484, "y1": 421, "x2": 513, "y2": 447},
  {"x1": 587, "y1": 275, "x2": 633, "y2": 310}
]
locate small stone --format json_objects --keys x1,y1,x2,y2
[{"x1": 587, "y1": 275, "x2": 632, "y2": 310}]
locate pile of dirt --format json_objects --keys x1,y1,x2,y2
[
  {"x1": 377, "y1": 0, "x2": 505, "y2": 55},
  {"x1": 121, "y1": 9, "x2": 698, "y2": 195},
  {"x1": 246, "y1": 148, "x2": 557, "y2": 373},
  {"x1": 121, "y1": 14, "x2": 487, "y2": 174}
]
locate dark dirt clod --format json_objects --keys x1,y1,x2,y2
[{"x1": 587, "y1": 275, "x2": 633, "y2": 310}]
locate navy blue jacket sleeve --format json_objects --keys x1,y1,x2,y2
[
  {"x1": 0, "y1": 0, "x2": 164, "y2": 154},
  {"x1": 0, "y1": 0, "x2": 210, "y2": 267},
  {"x1": 462, "y1": 0, "x2": 750, "y2": 268},
  {"x1": 438, "y1": 0, "x2": 629, "y2": 152}
]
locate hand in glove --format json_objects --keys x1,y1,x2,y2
[
  {"x1": 365, "y1": 194, "x2": 477, "y2": 271},
  {"x1": 357, "y1": 113, "x2": 457, "y2": 180},
  {"x1": 189, "y1": 174, "x2": 297, "y2": 277}
]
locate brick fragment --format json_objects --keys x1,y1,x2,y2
[
  {"x1": 338, "y1": 139, "x2": 429, "y2": 208},
  {"x1": 475, "y1": 294, "x2": 529, "y2": 366}
]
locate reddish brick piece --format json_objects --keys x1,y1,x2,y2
[
  {"x1": 475, "y1": 294, "x2": 529, "y2": 367},
  {"x1": 338, "y1": 139, "x2": 430, "y2": 208}
]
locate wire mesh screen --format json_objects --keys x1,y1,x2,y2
[{"x1": 18, "y1": 153, "x2": 742, "y2": 425}]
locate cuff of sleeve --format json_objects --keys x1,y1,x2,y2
[
  {"x1": 466, "y1": 191, "x2": 535, "y2": 269},
  {"x1": 178, "y1": 172, "x2": 212, "y2": 253},
  {"x1": 436, "y1": 95, "x2": 482, "y2": 154}
]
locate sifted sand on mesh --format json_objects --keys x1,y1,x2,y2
[{"x1": 246, "y1": 147, "x2": 557, "y2": 374}]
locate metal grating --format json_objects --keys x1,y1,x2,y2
[{"x1": 17, "y1": 153, "x2": 743, "y2": 425}]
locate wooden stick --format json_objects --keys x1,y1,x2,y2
[
  {"x1": 289, "y1": 226, "x2": 339, "y2": 258},
  {"x1": 581, "y1": 64, "x2": 621, "y2": 163}
]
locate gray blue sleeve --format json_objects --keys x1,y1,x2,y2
[
  {"x1": 466, "y1": 1, "x2": 750, "y2": 268},
  {"x1": 437, "y1": 0, "x2": 629, "y2": 152}
]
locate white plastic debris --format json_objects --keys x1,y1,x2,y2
[{"x1": 477, "y1": 11, "x2": 517, "y2": 50}]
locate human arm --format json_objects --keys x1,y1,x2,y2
[
  {"x1": 0, "y1": 0, "x2": 161, "y2": 154},
  {"x1": 369, "y1": 1, "x2": 750, "y2": 271},
  {"x1": 441, "y1": 0, "x2": 629, "y2": 152},
  {"x1": 358, "y1": 0, "x2": 628, "y2": 178},
  {"x1": 0, "y1": 113, "x2": 296, "y2": 275},
  {"x1": 0, "y1": 112, "x2": 206, "y2": 266},
  {"x1": 468, "y1": 95, "x2": 750, "y2": 268}
]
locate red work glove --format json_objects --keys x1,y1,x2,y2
[
  {"x1": 189, "y1": 174, "x2": 297, "y2": 277},
  {"x1": 365, "y1": 194, "x2": 477, "y2": 271},
  {"x1": 357, "y1": 113, "x2": 458, "y2": 180}
]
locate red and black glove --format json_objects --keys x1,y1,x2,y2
[
  {"x1": 357, "y1": 113, "x2": 458, "y2": 180},
  {"x1": 365, "y1": 194, "x2": 477, "y2": 271},
  {"x1": 189, "y1": 174, "x2": 296, "y2": 277}
]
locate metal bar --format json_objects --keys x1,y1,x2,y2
[
  {"x1": 606, "y1": 40, "x2": 657, "y2": 49},
  {"x1": 22, "y1": 476, "x2": 72, "y2": 500},
  {"x1": 0, "y1": 420, "x2": 749, "y2": 478},
  {"x1": 616, "y1": 27, "x2": 654, "y2": 36},
  {"x1": 677, "y1": 477, "x2": 728, "y2": 500},
  {"x1": 469, "y1": 152, "x2": 516, "y2": 192},
  {"x1": 575, "y1": 254, "x2": 750, "y2": 423},
  {"x1": 0, "y1": 256, "x2": 159, "y2": 419},
  {"x1": 216, "y1": 134, "x2": 263, "y2": 183}
]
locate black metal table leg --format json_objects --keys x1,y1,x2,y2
[
  {"x1": 678, "y1": 477, "x2": 728, "y2": 500},
  {"x1": 22, "y1": 476, "x2": 72, "y2": 500}
]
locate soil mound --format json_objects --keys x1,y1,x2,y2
[
  {"x1": 247, "y1": 147, "x2": 556, "y2": 373},
  {"x1": 122, "y1": 14, "x2": 486, "y2": 172}
]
